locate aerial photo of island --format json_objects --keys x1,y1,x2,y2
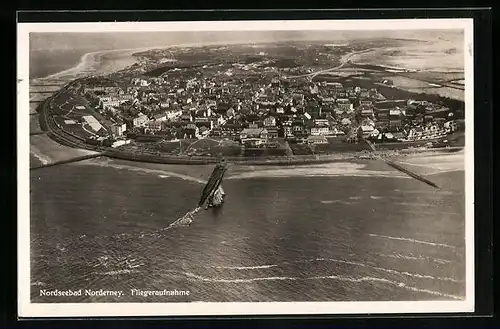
[{"x1": 26, "y1": 26, "x2": 469, "y2": 306}]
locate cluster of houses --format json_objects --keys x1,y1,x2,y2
[{"x1": 78, "y1": 73, "x2": 461, "y2": 149}]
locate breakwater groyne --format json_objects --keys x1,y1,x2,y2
[{"x1": 31, "y1": 153, "x2": 105, "y2": 170}]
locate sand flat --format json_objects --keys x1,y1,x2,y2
[{"x1": 30, "y1": 134, "x2": 98, "y2": 165}]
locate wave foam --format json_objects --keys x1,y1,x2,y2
[
  {"x1": 313, "y1": 258, "x2": 460, "y2": 283},
  {"x1": 320, "y1": 200, "x2": 354, "y2": 205},
  {"x1": 378, "y1": 253, "x2": 451, "y2": 265},
  {"x1": 97, "y1": 269, "x2": 140, "y2": 276},
  {"x1": 30, "y1": 147, "x2": 51, "y2": 165},
  {"x1": 197, "y1": 257, "x2": 461, "y2": 283},
  {"x1": 31, "y1": 281, "x2": 46, "y2": 286},
  {"x1": 183, "y1": 271, "x2": 462, "y2": 300},
  {"x1": 81, "y1": 159, "x2": 206, "y2": 184},
  {"x1": 213, "y1": 264, "x2": 279, "y2": 270},
  {"x1": 369, "y1": 233, "x2": 457, "y2": 249}
]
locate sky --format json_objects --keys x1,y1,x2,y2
[{"x1": 29, "y1": 30, "x2": 464, "y2": 52}]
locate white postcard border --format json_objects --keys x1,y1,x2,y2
[{"x1": 18, "y1": 18, "x2": 475, "y2": 317}]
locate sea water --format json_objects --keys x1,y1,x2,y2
[{"x1": 29, "y1": 160, "x2": 466, "y2": 303}]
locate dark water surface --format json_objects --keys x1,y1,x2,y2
[
  {"x1": 29, "y1": 49, "x2": 91, "y2": 79},
  {"x1": 30, "y1": 162, "x2": 465, "y2": 303}
]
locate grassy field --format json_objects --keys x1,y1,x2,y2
[
  {"x1": 289, "y1": 137, "x2": 372, "y2": 156},
  {"x1": 289, "y1": 143, "x2": 314, "y2": 155},
  {"x1": 243, "y1": 148, "x2": 288, "y2": 157},
  {"x1": 314, "y1": 138, "x2": 370, "y2": 154},
  {"x1": 144, "y1": 139, "x2": 191, "y2": 155},
  {"x1": 182, "y1": 138, "x2": 241, "y2": 156},
  {"x1": 50, "y1": 88, "x2": 114, "y2": 136},
  {"x1": 137, "y1": 138, "x2": 243, "y2": 157},
  {"x1": 53, "y1": 116, "x2": 95, "y2": 139}
]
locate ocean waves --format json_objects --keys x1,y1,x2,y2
[
  {"x1": 203, "y1": 257, "x2": 462, "y2": 283},
  {"x1": 178, "y1": 271, "x2": 463, "y2": 300},
  {"x1": 32, "y1": 251, "x2": 465, "y2": 301},
  {"x1": 30, "y1": 156, "x2": 466, "y2": 303},
  {"x1": 75, "y1": 254, "x2": 463, "y2": 300},
  {"x1": 368, "y1": 233, "x2": 457, "y2": 249},
  {"x1": 30, "y1": 146, "x2": 51, "y2": 165},
  {"x1": 79, "y1": 158, "x2": 207, "y2": 184},
  {"x1": 78, "y1": 240, "x2": 462, "y2": 286}
]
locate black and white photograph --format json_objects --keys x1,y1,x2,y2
[{"x1": 18, "y1": 19, "x2": 474, "y2": 317}]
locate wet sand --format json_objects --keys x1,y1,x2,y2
[
  {"x1": 30, "y1": 135, "x2": 99, "y2": 166},
  {"x1": 75, "y1": 150, "x2": 464, "y2": 187}
]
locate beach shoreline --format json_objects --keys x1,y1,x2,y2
[
  {"x1": 36, "y1": 47, "x2": 151, "y2": 82},
  {"x1": 29, "y1": 45, "x2": 161, "y2": 163},
  {"x1": 73, "y1": 149, "x2": 464, "y2": 185},
  {"x1": 35, "y1": 41, "x2": 268, "y2": 82},
  {"x1": 29, "y1": 43, "x2": 465, "y2": 171}
]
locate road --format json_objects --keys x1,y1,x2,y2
[{"x1": 282, "y1": 49, "x2": 374, "y2": 81}]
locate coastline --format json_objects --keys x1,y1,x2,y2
[
  {"x1": 36, "y1": 46, "x2": 157, "y2": 82},
  {"x1": 73, "y1": 149, "x2": 464, "y2": 185},
  {"x1": 29, "y1": 45, "x2": 166, "y2": 163},
  {"x1": 30, "y1": 44, "x2": 465, "y2": 171},
  {"x1": 34, "y1": 41, "x2": 265, "y2": 82},
  {"x1": 102, "y1": 146, "x2": 463, "y2": 166}
]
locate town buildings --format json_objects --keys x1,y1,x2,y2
[
  {"x1": 111, "y1": 122, "x2": 127, "y2": 136},
  {"x1": 78, "y1": 64, "x2": 461, "y2": 151}
]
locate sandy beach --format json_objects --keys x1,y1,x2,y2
[
  {"x1": 348, "y1": 34, "x2": 465, "y2": 72},
  {"x1": 29, "y1": 46, "x2": 162, "y2": 163},
  {"x1": 36, "y1": 47, "x2": 146, "y2": 82},
  {"x1": 74, "y1": 149, "x2": 464, "y2": 186},
  {"x1": 30, "y1": 135, "x2": 98, "y2": 165}
]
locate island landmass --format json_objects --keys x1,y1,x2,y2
[{"x1": 31, "y1": 39, "x2": 466, "y2": 168}]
